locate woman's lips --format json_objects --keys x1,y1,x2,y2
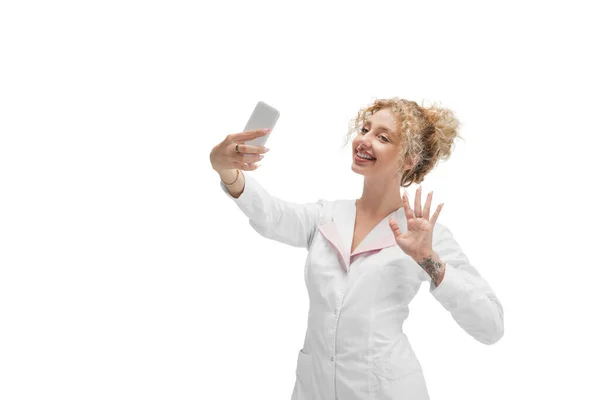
[{"x1": 355, "y1": 153, "x2": 375, "y2": 163}]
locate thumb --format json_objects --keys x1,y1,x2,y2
[{"x1": 389, "y1": 217, "x2": 402, "y2": 238}]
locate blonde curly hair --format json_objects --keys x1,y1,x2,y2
[{"x1": 343, "y1": 97, "x2": 464, "y2": 188}]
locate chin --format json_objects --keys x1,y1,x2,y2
[
  {"x1": 351, "y1": 165, "x2": 364, "y2": 175},
  {"x1": 351, "y1": 162, "x2": 373, "y2": 176}
]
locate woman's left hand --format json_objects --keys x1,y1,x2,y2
[{"x1": 388, "y1": 185, "x2": 444, "y2": 261}]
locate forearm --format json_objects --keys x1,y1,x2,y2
[
  {"x1": 414, "y1": 251, "x2": 446, "y2": 287},
  {"x1": 218, "y1": 169, "x2": 245, "y2": 198},
  {"x1": 218, "y1": 172, "x2": 327, "y2": 250}
]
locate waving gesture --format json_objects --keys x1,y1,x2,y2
[{"x1": 388, "y1": 186, "x2": 444, "y2": 262}]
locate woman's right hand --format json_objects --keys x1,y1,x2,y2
[{"x1": 210, "y1": 128, "x2": 271, "y2": 173}]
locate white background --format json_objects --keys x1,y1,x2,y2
[{"x1": 1, "y1": 0, "x2": 598, "y2": 399}]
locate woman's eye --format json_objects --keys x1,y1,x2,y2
[{"x1": 361, "y1": 127, "x2": 389, "y2": 142}]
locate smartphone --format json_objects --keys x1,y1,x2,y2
[{"x1": 242, "y1": 101, "x2": 280, "y2": 148}]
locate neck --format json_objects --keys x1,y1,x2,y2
[{"x1": 357, "y1": 175, "x2": 403, "y2": 218}]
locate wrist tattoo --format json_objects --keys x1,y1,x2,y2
[{"x1": 418, "y1": 254, "x2": 445, "y2": 285}]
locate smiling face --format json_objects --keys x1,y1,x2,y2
[{"x1": 351, "y1": 108, "x2": 407, "y2": 179}]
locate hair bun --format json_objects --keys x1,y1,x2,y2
[{"x1": 422, "y1": 103, "x2": 462, "y2": 162}]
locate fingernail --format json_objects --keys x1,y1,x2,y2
[
  {"x1": 259, "y1": 155, "x2": 264, "y2": 160},
  {"x1": 264, "y1": 128, "x2": 271, "y2": 133},
  {"x1": 264, "y1": 147, "x2": 270, "y2": 152}
]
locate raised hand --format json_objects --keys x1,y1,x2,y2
[{"x1": 388, "y1": 185, "x2": 444, "y2": 261}]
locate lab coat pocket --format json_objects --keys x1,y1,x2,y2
[
  {"x1": 291, "y1": 349, "x2": 314, "y2": 400},
  {"x1": 369, "y1": 346, "x2": 429, "y2": 400},
  {"x1": 369, "y1": 369, "x2": 430, "y2": 400},
  {"x1": 370, "y1": 344, "x2": 422, "y2": 380}
]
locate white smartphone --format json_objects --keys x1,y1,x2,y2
[{"x1": 242, "y1": 101, "x2": 280, "y2": 148}]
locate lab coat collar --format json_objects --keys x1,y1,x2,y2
[{"x1": 318, "y1": 199, "x2": 405, "y2": 272}]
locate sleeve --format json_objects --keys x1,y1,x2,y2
[
  {"x1": 424, "y1": 222, "x2": 505, "y2": 345},
  {"x1": 219, "y1": 173, "x2": 329, "y2": 251}
]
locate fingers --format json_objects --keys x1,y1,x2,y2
[
  {"x1": 226, "y1": 132, "x2": 270, "y2": 171},
  {"x1": 405, "y1": 186, "x2": 437, "y2": 221},
  {"x1": 232, "y1": 144, "x2": 265, "y2": 163},
  {"x1": 232, "y1": 160, "x2": 261, "y2": 171},
  {"x1": 398, "y1": 187, "x2": 443, "y2": 229},
  {"x1": 429, "y1": 202, "x2": 444, "y2": 226},
  {"x1": 233, "y1": 142, "x2": 270, "y2": 155},
  {"x1": 423, "y1": 190, "x2": 443, "y2": 224},
  {"x1": 422, "y1": 190, "x2": 433, "y2": 219},
  {"x1": 212, "y1": 129, "x2": 269, "y2": 172},
  {"x1": 415, "y1": 186, "x2": 423, "y2": 218},
  {"x1": 402, "y1": 191, "x2": 414, "y2": 219},
  {"x1": 389, "y1": 218, "x2": 402, "y2": 238},
  {"x1": 229, "y1": 128, "x2": 270, "y2": 143}
]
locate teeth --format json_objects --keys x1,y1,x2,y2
[{"x1": 357, "y1": 151, "x2": 375, "y2": 160}]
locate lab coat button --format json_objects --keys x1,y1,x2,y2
[{"x1": 330, "y1": 356, "x2": 334, "y2": 361}]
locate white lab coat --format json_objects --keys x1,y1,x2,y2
[{"x1": 219, "y1": 174, "x2": 504, "y2": 400}]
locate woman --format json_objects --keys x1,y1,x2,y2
[{"x1": 209, "y1": 98, "x2": 504, "y2": 400}]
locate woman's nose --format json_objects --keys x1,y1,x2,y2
[{"x1": 358, "y1": 139, "x2": 372, "y2": 150}]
